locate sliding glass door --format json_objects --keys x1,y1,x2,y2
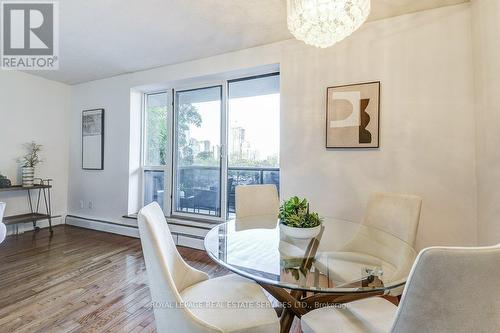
[{"x1": 173, "y1": 86, "x2": 224, "y2": 219}]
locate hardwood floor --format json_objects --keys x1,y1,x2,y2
[{"x1": 0, "y1": 225, "x2": 301, "y2": 333}]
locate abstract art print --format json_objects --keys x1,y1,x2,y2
[
  {"x1": 326, "y1": 82, "x2": 380, "y2": 148},
  {"x1": 82, "y1": 109, "x2": 104, "y2": 170}
]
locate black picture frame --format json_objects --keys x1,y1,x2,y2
[{"x1": 82, "y1": 108, "x2": 105, "y2": 170}]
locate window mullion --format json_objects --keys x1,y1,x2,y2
[{"x1": 164, "y1": 90, "x2": 174, "y2": 217}]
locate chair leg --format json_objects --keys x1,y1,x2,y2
[
  {"x1": 274, "y1": 305, "x2": 284, "y2": 317},
  {"x1": 381, "y1": 295, "x2": 400, "y2": 306}
]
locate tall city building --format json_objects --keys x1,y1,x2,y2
[{"x1": 230, "y1": 126, "x2": 246, "y2": 160}]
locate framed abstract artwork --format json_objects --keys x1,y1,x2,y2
[
  {"x1": 82, "y1": 108, "x2": 104, "y2": 170},
  {"x1": 326, "y1": 81, "x2": 380, "y2": 148}
]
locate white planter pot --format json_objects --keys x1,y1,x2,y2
[
  {"x1": 280, "y1": 223, "x2": 322, "y2": 239},
  {"x1": 22, "y1": 167, "x2": 35, "y2": 187}
]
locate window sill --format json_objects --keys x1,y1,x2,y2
[{"x1": 122, "y1": 214, "x2": 220, "y2": 230}]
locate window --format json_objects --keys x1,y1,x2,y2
[
  {"x1": 227, "y1": 74, "x2": 280, "y2": 216},
  {"x1": 141, "y1": 72, "x2": 280, "y2": 221},
  {"x1": 143, "y1": 92, "x2": 169, "y2": 210}
]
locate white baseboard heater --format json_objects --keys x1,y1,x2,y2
[{"x1": 65, "y1": 215, "x2": 213, "y2": 250}]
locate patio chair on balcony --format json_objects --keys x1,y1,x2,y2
[{"x1": 194, "y1": 189, "x2": 220, "y2": 216}]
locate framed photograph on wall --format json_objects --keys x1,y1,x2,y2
[
  {"x1": 82, "y1": 109, "x2": 104, "y2": 170},
  {"x1": 326, "y1": 81, "x2": 380, "y2": 148}
]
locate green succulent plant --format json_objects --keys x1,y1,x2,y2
[{"x1": 279, "y1": 196, "x2": 322, "y2": 228}]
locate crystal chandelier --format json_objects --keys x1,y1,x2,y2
[{"x1": 287, "y1": 0, "x2": 371, "y2": 48}]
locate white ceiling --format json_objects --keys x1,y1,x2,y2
[{"x1": 27, "y1": 0, "x2": 468, "y2": 84}]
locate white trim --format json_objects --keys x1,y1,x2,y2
[
  {"x1": 65, "y1": 215, "x2": 206, "y2": 250},
  {"x1": 143, "y1": 166, "x2": 166, "y2": 170},
  {"x1": 66, "y1": 215, "x2": 140, "y2": 238},
  {"x1": 140, "y1": 92, "x2": 146, "y2": 167},
  {"x1": 165, "y1": 90, "x2": 174, "y2": 217},
  {"x1": 220, "y1": 82, "x2": 228, "y2": 220},
  {"x1": 142, "y1": 91, "x2": 173, "y2": 216},
  {"x1": 177, "y1": 235, "x2": 204, "y2": 250},
  {"x1": 140, "y1": 92, "x2": 146, "y2": 207},
  {"x1": 167, "y1": 217, "x2": 218, "y2": 228},
  {"x1": 172, "y1": 79, "x2": 226, "y2": 94}
]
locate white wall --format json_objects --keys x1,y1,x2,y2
[
  {"x1": 69, "y1": 4, "x2": 477, "y2": 248},
  {"x1": 472, "y1": 0, "x2": 500, "y2": 245},
  {"x1": 281, "y1": 4, "x2": 476, "y2": 249},
  {"x1": 68, "y1": 38, "x2": 282, "y2": 226},
  {"x1": 0, "y1": 71, "x2": 70, "y2": 232}
]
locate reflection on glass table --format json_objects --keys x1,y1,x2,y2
[
  {"x1": 205, "y1": 216, "x2": 416, "y2": 293},
  {"x1": 204, "y1": 215, "x2": 417, "y2": 333}
]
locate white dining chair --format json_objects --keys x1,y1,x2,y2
[
  {"x1": 362, "y1": 192, "x2": 422, "y2": 246},
  {"x1": 0, "y1": 202, "x2": 6, "y2": 244},
  {"x1": 235, "y1": 184, "x2": 279, "y2": 219},
  {"x1": 344, "y1": 192, "x2": 422, "y2": 292},
  {"x1": 314, "y1": 193, "x2": 422, "y2": 294},
  {"x1": 138, "y1": 202, "x2": 279, "y2": 333},
  {"x1": 302, "y1": 244, "x2": 500, "y2": 333}
]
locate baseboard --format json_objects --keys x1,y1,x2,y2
[
  {"x1": 65, "y1": 215, "x2": 208, "y2": 250},
  {"x1": 66, "y1": 215, "x2": 140, "y2": 238}
]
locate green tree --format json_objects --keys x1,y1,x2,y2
[
  {"x1": 146, "y1": 105, "x2": 168, "y2": 165},
  {"x1": 177, "y1": 104, "x2": 201, "y2": 148},
  {"x1": 146, "y1": 103, "x2": 201, "y2": 165},
  {"x1": 178, "y1": 104, "x2": 202, "y2": 166},
  {"x1": 228, "y1": 153, "x2": 279, "y2": 168},
  {"x1": 195, "y1": 150, "x2": 219, "y2": 166}
]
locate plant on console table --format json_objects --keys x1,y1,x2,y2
[
  {"x1": 19, "y1": 142, "x2": 42, "y2": 187},
  {"x1": 279, "y1": 196, "x2": 322, "y2": 239}
]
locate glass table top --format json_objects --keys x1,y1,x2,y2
[{"x1": 204, "y1": 215, "x2": 417, "y2": 294}]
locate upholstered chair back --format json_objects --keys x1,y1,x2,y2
[
  {"x1": 0, "y1": 202, "x2": 5, "y2": 222},
  {"x1": 339, "y1": 193, "x2": 422, "y2": 294},
  {"x1": 0, "y1": 202, "x2": 6, "y2": 243},
  {"x1": 392, "y1": 245, "x2": 500, "y2": 333},
  {"x1": 138, "y1": 202, "x2": 219, "y2": 333},
  {"x1": 235, "y1": 184, "x2": 279, "y2": 219},
  {"x1": 364, "y1": 192, "x2": 422, "y2": 246}
]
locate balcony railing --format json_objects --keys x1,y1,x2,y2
[
  {"x1": 227, "y1": 166, "x2": 280, "y2": 214},
  {"x1": 144, "y1": 166, "x2": 280, "y2": 217}
]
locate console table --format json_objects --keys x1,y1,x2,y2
[{"x1": 0, "y1": 179, "x2": 54, "y2": 234}]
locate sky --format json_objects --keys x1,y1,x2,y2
[{"x1": 188, "y1": 93, "x2": 280, "y2": 161}]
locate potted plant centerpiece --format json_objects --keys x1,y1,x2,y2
[
  {"x1": 19, "y1": 142, "x2": 42, "y2": 187},
  {"x1": 279, "y1": 196, "x2": 322, "y2": 239}
]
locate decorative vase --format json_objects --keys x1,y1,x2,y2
[
  {"x1": 22, "y1": 167, "x2": 35, "y2": 187},
  {"x1": 280, "y1": 223, "x2": 322, "y2": 239}
]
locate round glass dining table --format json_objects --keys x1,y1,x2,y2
[{"x1": 204, "y1": 215, "x2": 417, "y2": 333}]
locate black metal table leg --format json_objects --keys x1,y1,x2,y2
[
  {"x1": 35, "y1": 186, "x2": 42, "y2": 231},
  {"x1": 28, "y1": 189, "x2": 40, "y2": 232},
  {"x1": 42, "y1": 180, "x2": 53, "y2": 234}
]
